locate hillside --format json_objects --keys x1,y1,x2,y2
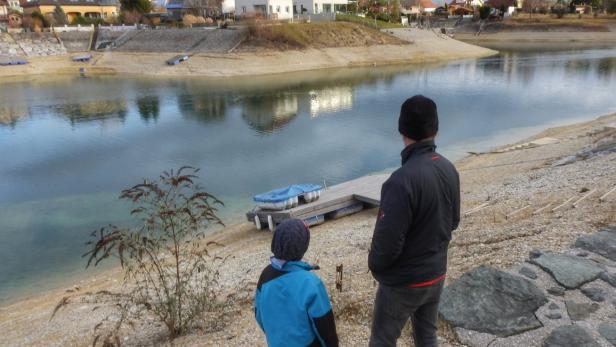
[{"x1": 239, "y1": 21, "x2": 407, "y2": 51}]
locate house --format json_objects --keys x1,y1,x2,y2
[
  {"x1": 419, "y1": 0, "x2": 437, "y2": 13},
  {"x1": 291, "y1": 0, "x2": 348, "y2": 14},
  {"x1": 166, "y1": 0, "x2": 234, "y2": 19},
  {"x1": 450, "y1": 0, "x2": 483, "y2": 7},
  {"x1": 20, "y1": 0, "x2": 119, "y2": 22},
  {"x1": 236, "y1": 0, "x2": 294, "y2": 19},
  {"x1": 1, "y1": 0, "x2": 8, "y2": 22}
]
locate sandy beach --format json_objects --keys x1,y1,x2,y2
[
  {"x1": 1, "y1": 112, "x2": 614, "y2": 346},
  {"x1": 0, "y1": 29, "x2": 496, "y2": 80}
]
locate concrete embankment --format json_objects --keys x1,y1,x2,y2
[
  {"x1": 57, "y1": 31, "x2": 92, "y2": 52},
  {"x1": 112, "y1": 28, "x2": 246, "y2": 53}
]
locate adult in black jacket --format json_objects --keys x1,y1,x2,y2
[{"x1": 368, "y1": 95, "x2": 460, "y2": 347}]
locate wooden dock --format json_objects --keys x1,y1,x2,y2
[{"x1": 246, "y1": 173, "x2": 389, "y2": 229}]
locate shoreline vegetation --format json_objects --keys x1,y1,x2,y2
[{"x1": 1, "y1": 113, "x2": 614, "y2": 346}]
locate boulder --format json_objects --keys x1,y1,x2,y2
[
  {"x1": 439, "y1": 265, "x2": 547, "y2": 337},
  {"x1": 581, "y1": 287, "x2": 606, "y2": 302},
  {"x1": 575, "y1": 227, "x2": 616, "y2": 261},
  {"x1": 530, "y1": 252, "x2": 603, "y2": 289},
  {"x1": 600, "y1": 272, "x2": 616, "y2": 288},
  {"x1": 519, "y1": 266, "x2": 538, "y2": 280},
  {"x1": 599, "y1": 323, "x2": 616, "y2": 346},
  {"x1": 547, "y1": 286, "x2": 565, "y2": 296},
  {"x1": 542, "y1": 325, "x2": 599, "y2": 347},
  {"x1": 565, "y1": 300, "x2": 599, "y2": 321}
]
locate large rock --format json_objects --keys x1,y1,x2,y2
[
  {"x1": 542, "y1": 325, "x2": 599, "y2": 347},
  {"x1": 581, "y1": 287, "x2": 606, "y2": 302},
  {"x1": 530, "y1": 252, "x2": 603, "y2": 289},
  {"x1": 575, "y1": 227, "x2": 616, "y2": 261},
  {"x1": 600, "y1": 272, "x2": 616, "y2": 287},
  {"x1": 599, "y1": 323, "x2": 616, "y2": 346},
  {"x1": 439, "y1": 265, "x2": 547, "y2": 337},
  {"x1": 565, "y1": 300, "x2": 599, "y2": 321}
]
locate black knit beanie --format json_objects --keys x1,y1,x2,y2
[
  {"x1": 271, "y1": 219, "x2": 310, "y2": 261},
  {"x1": 398, "y1": 95, "x2": 439, "y2": 141}
]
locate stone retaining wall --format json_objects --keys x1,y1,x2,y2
[
  {"x1": 0, "y1": 33, "x2": 23, "y2": 57},
  {"x1": 11, "y1": 32, "x2": 66, "y2": 56}
]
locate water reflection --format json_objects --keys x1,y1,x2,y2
[
  {"x1": 308, "y1": 87, "x2": 354, "y2": 117},
  {"x1": 178, "y1": 94, "x2": 227, "y2": 124},
  {"x1": 58, "y1": 100, "x2": 128, "y2": 125},
  {"x1": 241, "y1": 94, "x2": 298, "y2": 134},
  {"x1": 136, "y1": 96, "x2": 160, "y2": 122},
  {"x1": 0, "y1": 105, "x2": 27, "y2": 127}
]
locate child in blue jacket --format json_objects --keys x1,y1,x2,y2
[{"x1": 255, "y1": 218, "x2": 339, "y2": 347}]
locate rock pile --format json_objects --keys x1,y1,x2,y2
[
  {"x1": 11, "y1": 32, "x2": 67, "y2": 56},
  {"x1": 0, "y1": 33, "x2": 23, "y2": 57},
  {"x1": 439, "y1": 226, "x2": 616, "y2": 347}
]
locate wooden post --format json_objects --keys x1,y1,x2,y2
[{"x1": 336, "y1": 264, "x2": 343, "y2": 292}]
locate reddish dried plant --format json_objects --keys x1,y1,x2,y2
[{"x1": 83, "y1": 166, "x2": 225, "y2": 342}]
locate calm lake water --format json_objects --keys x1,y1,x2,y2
[{"x1": 1, "y1": 48, "x2": 616, "y2": 303}]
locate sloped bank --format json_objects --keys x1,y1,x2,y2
[{"x1": 0, "y1": 28, "x2": 496, "y2": 79}]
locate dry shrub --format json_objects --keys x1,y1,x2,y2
[
  {"x1": 53, "y1": 167, "x2": 227, "y2": 346},
  {"x1": 183, "y1": 14, "x2": 198, "y2": 27}
]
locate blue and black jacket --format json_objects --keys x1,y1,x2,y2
[{"x1": 254, "y1": 261, "x2": 339, "y2": 347}]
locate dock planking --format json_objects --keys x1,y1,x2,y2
[{"x1": 246, "y1": 173, "x2": 389, "y2": 228}]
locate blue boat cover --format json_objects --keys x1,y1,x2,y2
[{"x1": 254, "y1": 184, "x2": 322, "y2": 203}]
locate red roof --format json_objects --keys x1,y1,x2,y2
[{"x1": 420, "y1": 0, "x2": 437, "y2": 8}]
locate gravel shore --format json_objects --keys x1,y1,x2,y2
[{"x1": 1, "y1": 114, "x2": 614, "y2": 347}]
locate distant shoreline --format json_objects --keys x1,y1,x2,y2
[
  {"x1": 455, "y1": 31, "x2": 616, "y2": 50},
  {"x1": 0, "y1": 29, "x2": 497, "y2": 80}
]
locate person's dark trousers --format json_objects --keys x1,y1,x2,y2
[{"x1": 369, "y1": 281, "x2": 445, "y2": 347}]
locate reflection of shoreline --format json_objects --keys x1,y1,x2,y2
[
  {"x1": 308, "y1": 86, "x2": 354, "y2": 117},
  {"x1": 241, "y1": 95, "x2": 298, "y2": 134},
  {"x1": 0, "y1": 105, "x2": 27, "y2": 126},
  {"x1": 58, "y1": 100, "x2": 128, "y2": 125}
]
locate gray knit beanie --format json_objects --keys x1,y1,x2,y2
[{"x1": 271, "y1": 219, "x2": 310, "y2": 261}]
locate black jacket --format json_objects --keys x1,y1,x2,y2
[{"x1": 368, "y1": 140, "x2": 460, "y2": 286}]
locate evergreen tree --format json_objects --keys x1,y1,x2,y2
[
  {"x1": 53, "y1": 4, "x2": 68, "y2": 25},
  {"x1": 120, "y1": 0, "x2": 152, "y2": 14}
]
